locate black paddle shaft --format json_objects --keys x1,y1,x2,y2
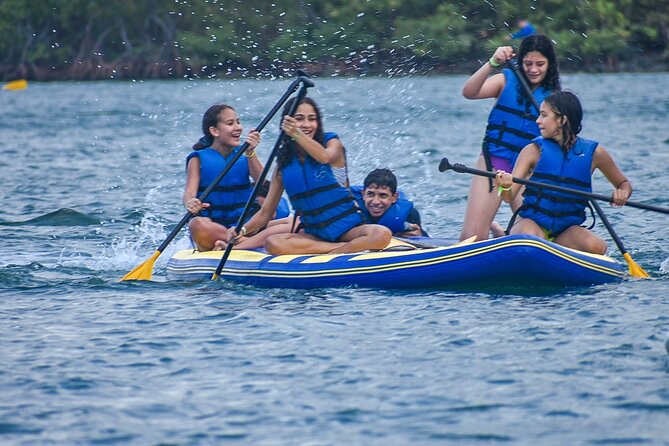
[
  {"x1": 212, "y1": 77, "x2": 314, "y2": 279},
  {"x1": 590, "y1": 199, "x2": 628, "y2": 255},
  {"x1": 439, "y1": 157, "x2": 669, "y2": 215},
  {"x1": 154, "y1": 73, "x2": 308, "y2": 254},
  {"x1": 507, "y1": 58, "x2": 541, "y2": 112}
]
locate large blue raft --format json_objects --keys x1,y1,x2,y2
[{"x1": 165, "y1": 234, "x2": 625, "y2": 289}]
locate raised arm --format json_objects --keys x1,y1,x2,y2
[
  {"x1": 462, "y1": 46, "x2": 515, "y2": 100},
  {"x1": 281, "y1": 116, "x2": 345, "y2": 166}
]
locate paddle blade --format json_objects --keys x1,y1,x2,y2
[
  {"x1": 120, "y1": 250, "x2": 160, "y2": 281},
  {"x1": 623, "y1": 253, "x2": 650, "y2": 278},
  {"x1": 3, "y1": 79, "x2": 28, "y2": 90}
]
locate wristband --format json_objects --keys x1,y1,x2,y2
[
  {"x1": 243, "y1": 149, "x2": 256, "y2": 158},
  {"x1": 240, "y1": 226, "x2": 247, "y2": 236},
  {"x1": 497, "y1": 185, "x2": 511, "y2": 196},
  {"x1": 489, "y1": 56, "x2": 501, "y2": 68}
]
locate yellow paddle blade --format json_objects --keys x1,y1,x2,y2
[
  {"x1": 623, "y1": 252, "x2": 650, "y2": 278},
  {"x1": 3, "y1": 79, "x2": 28, "y2": 90},
  {"x1": 120, "y1": 250, "x2": 160, "y2": 281}
]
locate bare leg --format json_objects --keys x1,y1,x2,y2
[
  {"x1": 265, "y1": 232, "x2": 344, "y2": 255},
  {"x1": 555, "y1": 226, "x2": 607, "y2": 254},
  {"x1": 263, "y1": 224, "x2": 392, "y2": 255},
  {"x1": 490, "y1": 221, "x2": 506, "y2": 238},
  {"x1": 188, "y1": 217, "x2": 229, "y2": 251},
  {"x1": 460, "y1": 155, "x2": 504, "y2": 241},
  {"x1": 508, "y1": 216, "x2": 546, "y2": 238},
  {"x1": 234, "y1": 221, "x2": 295, "y2": 249},
  {"x1": 329, "y1": 224, "x2": 392, "y2": 254}
]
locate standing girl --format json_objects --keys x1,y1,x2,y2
[
  {"x1": 460, "y1": 34, "x2": 561, "y2": 241},
  {"x1": 183, "y1": 104, "x2": 262, "y2": 251}
]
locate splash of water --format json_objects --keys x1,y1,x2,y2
[
  {"x1": 660, "y1": 257, "x2": 669, "y2": 273},
  {"x1": 57, "y1": 211, "x2": 192, "y2": 273}
]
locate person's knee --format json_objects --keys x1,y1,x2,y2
[
  {"x1": 372, "y1": 226, "x2": 392, "y2": 248},
  {"x1": 587, "y1": 237, "x2": 607, "y2": 255},
  {"x1": 188, "y1": 217, "x2": 211, "y2": 238},
  {"x1": 264, "y1": 234, "x2": 287, "y2": 255},
  {"x1": 189, "y1": 217, "x2": 203, "y2": 231}
]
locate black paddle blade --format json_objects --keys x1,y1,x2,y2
[
  {"x1": 438, "y1": 157, "x2": 452, "y2": 172},
  {"x1": 296, "y1": 69, "x2": 315, "y2": 87}
]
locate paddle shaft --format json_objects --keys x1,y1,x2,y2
[
  {"x1": 154, "y1": 76, "x2": 304, "y2": 254},
  {"x1": 212, "y1": 80, "x2": 312, "y2": 279},
  {"x1": 508, "y1": 58, "x2": 541, "y2": 112},
  {"x1": 589, "y1": 200, "x2": 627, "y2": 255},
  {"x1": 445, "y1": 160, "x2": 669, "y2": 215}
]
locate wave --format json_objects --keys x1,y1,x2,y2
[{"x1": 0, "y1": 208, "x2": 101, "y2": 226}]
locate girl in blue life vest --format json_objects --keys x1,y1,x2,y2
[
  {"x1": 227, "y1": 97, "x2": 391, "y2": 255},
  {"x1": 183, "y1": 104, "x2": 263, "y2": 251},
  {"x1": 460, "y1": 34, "x2": 561, "y2": 242},
  {"x1": 494, "y1": 91, "x2": 632, "y2": 255}
]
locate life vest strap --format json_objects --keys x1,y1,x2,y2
[
  {"x1": 302, "y1": 206, "x2": 360, "y2": 230},
  {"x1": 289, "y1": 182, "x2": 339, "y2": 201}
]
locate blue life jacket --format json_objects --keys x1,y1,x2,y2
[
  {"x1": 484, "y1": 69, "x2": 552, "y2": 167},
  {"x1": 350, "y1": 185, "x2": 414, "y2": 234},
  {"x1": 281, "y1": 156, "x2": 363, "y2": 242},
  {"x1": 186, "y1": 146, "x2": 256, "y2": 227},
  {"x1": 519, "y1": 136, "x2": 597, "y2": 236}
]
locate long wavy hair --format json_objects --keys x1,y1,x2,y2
[
  {"x1": 276, "y1": 96, "x2": 325, "y2": 169},
  {"x1": 516, "y1": 34, "x2": 561, "y2": 107},
  {"x1": 192, "y1": 104, "x2": 235, "y2": 150},
  {"x1": 543, "y1": 91, "x2": 583, "y2": 152}
]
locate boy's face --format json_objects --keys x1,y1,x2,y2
[{"x1": 363, "y1": 184, "x2": 398, "y2": 218}]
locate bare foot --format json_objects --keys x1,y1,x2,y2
[
  {"x1": 490, "y1": 221, "x2": 506, "y2": 238},
  {"x1": 212, "y1": 239, "x2": 228, "y2": 251}
]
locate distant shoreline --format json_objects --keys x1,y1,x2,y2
[{"x1": 3, "y1": 54, "x2": 668, "y2": 82}]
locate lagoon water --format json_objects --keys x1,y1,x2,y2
[{"x1": 2, "y1": 73, "x2": 669, "y2": 445}]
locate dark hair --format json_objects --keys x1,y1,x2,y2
[
  {"x1": 276, "y1": 96, "x2": 324, "y2": 168},
  {"x1": 192, "y1": 104, "x2": 235, "y2": 150},
  {"x1": 363, "y1": 168, "x2": 398, "y2": 194},
  {"x1": 516, "y1": 34, "x2": 561, "y2": 106},
  {"x1": 256, "y1": 180, "x2": 271, "y2": 197},
  {"x1": 543, "y1": 90, "x2": 583, "y2": 151}
]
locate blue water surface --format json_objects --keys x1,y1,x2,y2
[{"x1": 1, "y1": 73, "x2": 669, "y2": 445}]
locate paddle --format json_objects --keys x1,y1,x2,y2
[
  {"x1": 120, "y1": 72, "x2": 307, "y2": 281},
  {"x1": 589, "y1": 200, "x2": 649, "y2": 277},
  {"x1": 211, "y1": 74, "x2": 314, "y2": 280},
  {"x1": 2, "y1": 79, "x2": 28, "y2": 90},
  {"x1": 507, "y1": 57, "x2": 650, "y2": 277},
  {"x1": 439, "y1": 157, "x2": 669, "y2": 215}
]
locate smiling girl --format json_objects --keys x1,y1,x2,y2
[
  {"x1": 227, "y1": 97, "x2": 391, "y2": 255},
  {"x1": 494, "y1": 91, "x2": 632, "y2": 254},
  {"x1": 460, "y1": 34, "x2": 561, "y2": 241},
  {"x1": 182, "y1": 104, "x2": 263, "y2": 251}
]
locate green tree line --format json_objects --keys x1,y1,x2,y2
[{"x1": 1, "y1": 0, "x2": 667, "y2": 81}]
